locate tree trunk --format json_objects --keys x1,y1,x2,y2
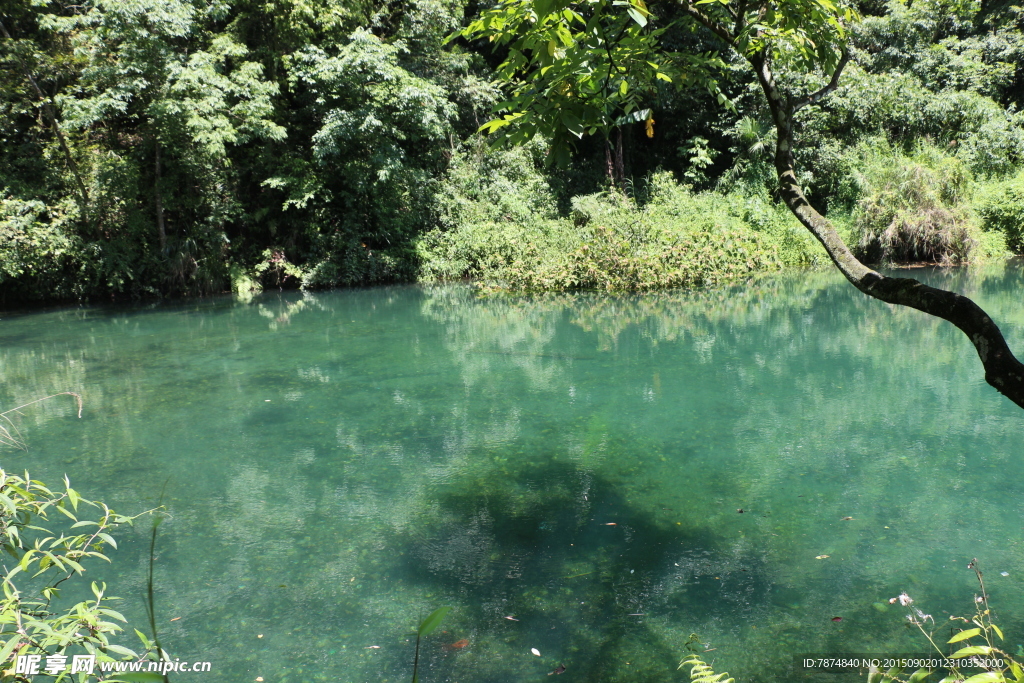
[
  {"x1": 615, "y1": 127, "x2": 625, "y2": 185},
  {"x1": 605, "y1": 138, "x2": 616, "y2": 188},
  {"x1": 750, "y1": 53, "x2": 1024, "y2": 410},
  {"x1": 155, "y1": 141, "x2": 167, "y2": 252}
]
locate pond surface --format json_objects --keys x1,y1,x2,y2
[{"x1": 2, "y1": 264, "x2": 1024, "y2": 682}]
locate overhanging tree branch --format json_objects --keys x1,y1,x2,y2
[{"x1": 747, "y1": 48, "x2": 1024, "y2": 410}]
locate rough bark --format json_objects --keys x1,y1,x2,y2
[{"x1": 749, "y1": 52, "x2": 1024, "y2": 410}]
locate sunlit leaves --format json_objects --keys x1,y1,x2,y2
[
  {"x1": 458, "y1": 0, "x2": 854, "y2": 163},
  {"x1": 456, "y1": 0, "x2": 719, "y2": 161}
]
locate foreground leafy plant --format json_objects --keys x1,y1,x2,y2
[
  {"x1": 0, "y1": 469, "x2": 164, "y2": 680},
  {"x1": 874, "y1": 560, "x2": 1024, "y2": 683},
  {"x1": 678, "y1": 634, "x2": 735, "y2": 683}
]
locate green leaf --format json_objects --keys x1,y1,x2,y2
[
  {"x1": 560, "y1": 110, "x2": 584, "y2": 138},
  {"x1": 951, "y1": 646, "x2": 994, "y2": 658},
  {"x1": 71, "y1": 520, "x2": 100, "y2": 528},
  {"x1": 19, "y1": 549, "x2": 35, "y2": 572},
  {"x1": 626, "y1": 6, "x2": 648, "y2": 26},
  {"x1": 1008, "y1": 659, "x2": 1024, "y2": 682},
  {"x1": 0, "y1": 492, "x2": 16, "y2": 516},
  {"x1": 134, "y1": 629, "x2": 152, "y2": 649},
  {"x1": 103, "y1": 644, "x2": 138, "y2": 658},
  {"x1": 992, "y1": 624, "x2": 1004, "y2": 641},
  {"x1": 0, "y1": 635, "x2": 23, "y2": 667},
  {"x1": 98, "y1": 533, "x2": 118, "y2": 549},
  {"x1": 418, "y1": 606, "x2": 451, "y2": 637},
  {"x1": 908, "y1": 669, "x2": 932, "y2": 683},
  {"x1": 949, "y1": 628, "x2": 982, "y2": 643},
  {"x1": 961, "y1": 673, "x2": 1004, "y2": 683},
  {"x1": 67, "y1": 488, "x2": 80, "y2": 511}
]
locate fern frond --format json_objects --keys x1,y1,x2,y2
[{"x1": 678, "y1": 653, "x2": 735, "y2": 683}]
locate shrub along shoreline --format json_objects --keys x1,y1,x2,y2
[{"x1": 408, "y1": 139, "x2": 1024, "y2": 295}]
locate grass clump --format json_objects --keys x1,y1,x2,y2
[
  {"x1": 837, "y1": 139, "x2": 1018, "y2": 265},
  {"x1": 847, "y1": 141, "x2": 980, "y2": 265}
]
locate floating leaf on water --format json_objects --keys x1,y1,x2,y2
[
  {"x1": 531, "y1": 648, "x2": 541, "y2": 656},
  {"x1": 1001, "y1": 572, "x2": 1010, "y2": 576},
  {"x1": 504, "y1": 616, "x2": 519, "y2": 621},
  {"x1": 841, "y1": 517, "x2": 853, "y2": 521},
  {"x1": 816, "y1": 555, "x2": 830, "y2": 560}
]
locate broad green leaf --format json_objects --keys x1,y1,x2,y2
[
  {"x1": 949, "y1": 628, "x2": 982, "y2": 643},
  {"x1": 418, "y1": 606, "x2": 451, "y2": 637},
  {"x1": 626, "y1": 6, "x2": 648, "y2": 26},
  {"x1": 992, "y1": 624, "x2": 1004, "y2": 641},
  {"x1": 908, "y1": 669, "x2": 932, "y2": 683},
  {"x1": 961, "y1": 673, "x2": 1004, "y2": 683},
  {"x1": 951, "y1": 646, "x2": 994, "y2": 658},
  {"x1": 560, "y1": 110, "x2": 584, "y2": 138}
]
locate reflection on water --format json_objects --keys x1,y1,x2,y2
[{"x1": 2, "y1": 263, "x2": 1023, "y2": 682}]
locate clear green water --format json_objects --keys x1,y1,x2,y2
[{"x1": 3, "y1": 265, "x2": 1024, "y2": 682}]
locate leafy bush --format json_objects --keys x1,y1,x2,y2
[
  {"x1": 418, "y1": 165, "x2": 824, "y2": 292},
  {"x1": 492, "y1": 224, "x2": 783, "y2": 292},
  {"x1": 0, "y1": 195, "x2": 91, "y2": 303},
  {"x1": 976, "y1": 171, "x2": 1024, "y2": 253},
  {"x1": 0, "y1": 469, "x2": 160, "y2": 678}
]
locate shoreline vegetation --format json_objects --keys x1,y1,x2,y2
[{"x1": 1, "y1": 1, "x2": 1022, "y2": 305}]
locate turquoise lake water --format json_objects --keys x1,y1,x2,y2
[{"x1": 2, "y1": 264, "x2": 1023, "y2": 682}]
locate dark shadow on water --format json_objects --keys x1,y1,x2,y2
[{"x1": 386, "y1": 457, "x2": 774, "y2": 682}]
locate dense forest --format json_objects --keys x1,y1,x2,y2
[{"x1": 1, "y1": 0, "x2": 1023, "y2": 304}]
